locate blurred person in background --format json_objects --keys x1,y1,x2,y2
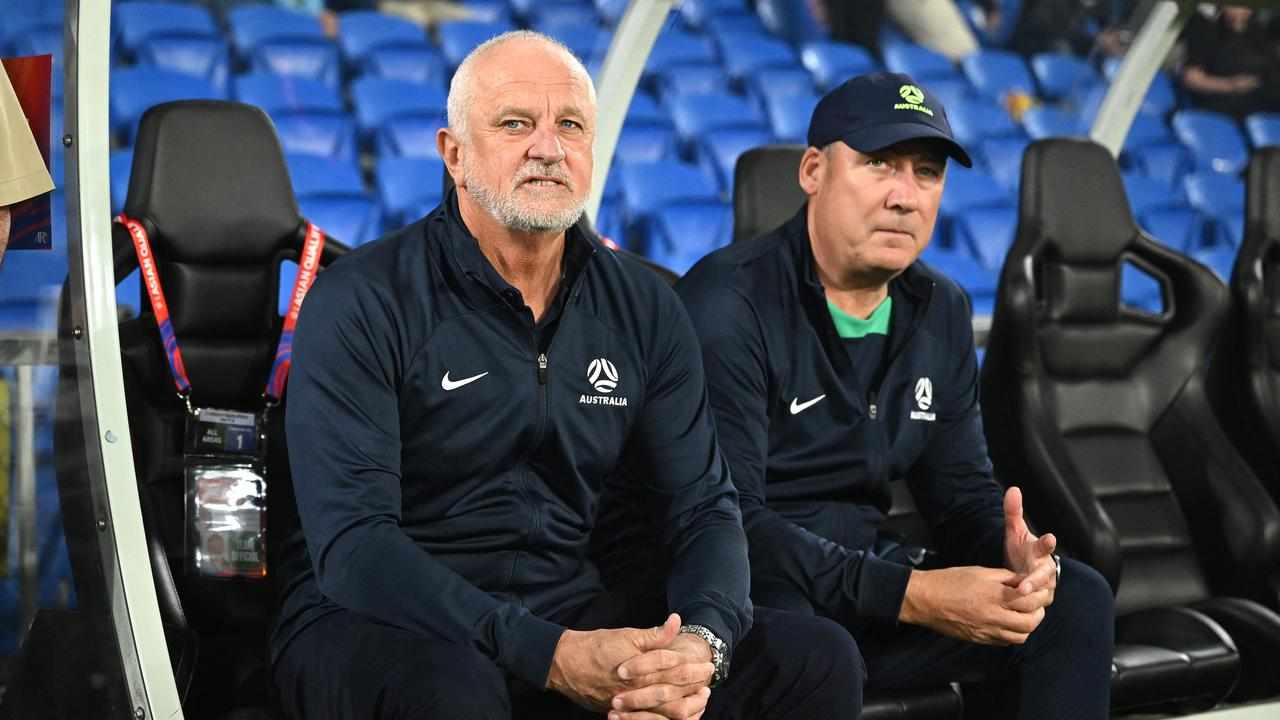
[{"x1": 1180, "y1": 4, "x2": 1280, "y2": 119}]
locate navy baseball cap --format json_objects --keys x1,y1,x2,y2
[{"x1": 807, "y1": 71, "x2": 972, "y2": 167}]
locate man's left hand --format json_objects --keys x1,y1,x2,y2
[
  {"x1": 1003, "y1": 486, "x2": 1059, "y2": 601},
  {"x1": 608, "y1": 632, "x2": 716, "y2": 720}
]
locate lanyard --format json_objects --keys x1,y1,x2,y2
[{"x1": 116, "y1": 214, "x2": 326, "y2": 409}]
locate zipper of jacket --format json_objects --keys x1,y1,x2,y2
[{"x1": 868, "y1": 280, "x2": 936, "y2": 421}]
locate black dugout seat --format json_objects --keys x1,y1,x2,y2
[
  {"x1": 732, "y1": 144, "x2": 963, "y2": 719},
  {"x1": 980, "y1": 138, "x2": 1280, "y2": 708},
  {"x1": 1213, "y1": 147, "x2": 1280, "y2": 534},
  {"x1": 109, "y1": 101, "x2": 347, "y2": 718}
]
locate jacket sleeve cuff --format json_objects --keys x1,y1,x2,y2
[
  {"x1": 677, "y1": 599, "x2": 749, "y2": 657},
  {"x1": 853, "y1": 555, "x2": 913, "y2": 623},
  {"x1": 502, "y1": 613, "x2": 567, "y2": 690}
]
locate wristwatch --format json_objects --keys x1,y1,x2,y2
[{"x1": 679, "y1": 624, "x2": 729, "y2": 687}]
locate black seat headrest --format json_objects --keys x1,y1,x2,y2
[
  {"x1": 1018, "y1": 138, "x2": 1137, "y2": 265},
  {"x1": 732, "y1": 144, "x2": 806, "y2": 243},
  {"x1": 124, "y1": 100, "x2": 302, "y2": 263},
  {"x1": 1247, "y1": 147, "x2": 1280, "y2": 244}
]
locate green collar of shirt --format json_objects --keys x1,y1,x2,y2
[{"x1": 827, "y1": 296, "x2": 893, "y2": 338}]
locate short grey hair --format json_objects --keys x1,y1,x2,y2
[{"x1": 446, "y1": 30, "x2": 597, "y2": 140}]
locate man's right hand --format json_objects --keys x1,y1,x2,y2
[
  {"x1": 546, "y1": 613, "x2": 683, "y2": 711},
  {"x1": 899, "y1": 566, "x2": 1050, "y2": 646}
]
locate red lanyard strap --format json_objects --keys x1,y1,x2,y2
[{"x1": 116, "y1": 215, "x2": 326, "y2": 407}]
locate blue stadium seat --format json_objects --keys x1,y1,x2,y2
[
  {"x1": 1171, "y1": 109, "x2": 1249, "y2": 175},
  {"x1": 696, "y1": 127, "x2": 774, "y2": 193},
  {"x1": 1021, "y1": 106, "x2": 1082, "y2": 139},
  {"x1": 976, "y1": 136, "x2": 1029, "y2": 191},
  {"x1": 351, "y1": 77, "x2": 447, "y2": 140},
  {"x1": 1029, "y1": 51, "x2": 1097, "y2": 102},
  {"x1": 1124, "y1": 141, "x2": 1190, "y2": 187},
  {"x1": 921, "y1": 77, "x2": 973, "y2": 111},
  {"x1": 945, "y1": 98, "x2": 1022, "y2": 147},
  {"x1": 109, "y1": 149, "x2": 133, "y2": 215},
  {"x1": 1244, "y1": 112, "x2": 1280, "y2": 149},
  {"x1": 1120, "y1": 112, "x2": 1175, "y2": 151},
  {"x1": 647, "y1": 202, "x2": 733, "y2": 274},
  {"x1": 136, "y1": 34, "x2": 230, "y2": 95},
  {"x1": 882, "y1": 41, "x2": 960, "y2": 83},
  {"x1": 595, "y1": 196, "x2": 626, "y2": 248},
  {"x1": 533, "y1": 15, "x2": 608, "y2": 59},
  {"x1": 593, "y1": 0, "x2": 630, "y2": 26},
  {"x1": 755, "y1": 0, "x2": 826, "y2": 45},
  {"x1": 1122, "y1": 173, "x2": 1182, "y2": 217},
  {"x1": 644, "y1": 29, "x2": 719, "y2": 82},
  {"x1": 1219, "y1": 212, "x2": 1245, "y2": 248},
  {"x1": 377, "y1": 116, "x2": 445, "y2": 158},
  {"x1": 1100, "y1": 59, "x2": 1178, "y2": 115},
  {"x1": 938, "y1": 165, "x2": 1011, "y2": 248},
  {"x1": 718, "y1": 34, "x2": 800, "y2": 85},
  {"x1": 626, "y1": 91, "x2": 672, "y2": 127},
  {"x1": 250, "y1": 38, "x2": 342, "y2": 90},
  {"x1": 655, "y1": 64, "x2": 733, "y2": 104},
  {"x1": 677, "y1": 0, "x2": 751, "y2": 30},
  {"x1": 704, "y1": 13, "x2": 771, "y2": 49},
  {"x1": 109, "y1": 68, "x2": 223, "y2": 144},
  {"x1": 376, "y1": 155, "x2": 446, "y2": 230},
  {"x1": 763, "y1": 91, "x2": 820, "y2": 144},
  {"x1": 12, "y1": 25, "x2": 64, "y2": 69},
  {"x1": 507, "y1": 0, "x2": 587, "y2": 23},
  {"x1": 1138, "y1": 207, "x2": 1204, "y2": 253},
  {"x1": 287, "y1": 155, "x2": 382, "y2": 247},
  {"x1": 1191, "y1": 245, "x2": 1236, "y2": 282},
  {"x1": 228, "y1": 5, "x2": 327, "y2": 62},
  {"x1": 338, "y1": 10, "x2": 428, "y2": 70},
  {"x1": 614, "y1": 124, "x2": 679, "y2": 165},
  {"x1": 457, "y1": 0, "x2": 513, "y2": 24},
  {"x1": 1182, "y1": 171, "x2": 1245, "y2": 239},
  {"x1": 800, "y1": 41, "x2": 877, "y2": 92},
  {"x1": 364, "y1": 45, "x2": 448, "y2": 88},
  {"x1": 234, "y1": 73, "x2": 344, "y2": 116},
  {"x1": 961, "y1": 49, "x2": 1035, "y2": 102},
  {"x1": 275, "y1": 115, "x2": 359, "y2": 160},
  {"x1": 667, "y1": 93, "x2": 769, "y2": 151},
  {"x1": 953, "y1": 204, "x2": 1018, "y2": 270},
  {"x1": 618, "y1": 160, "x2": 720, "y2": 227},
  {"x1": 1120, "y1": 260, "x2": 1164, "y2": 314},
  {"x1": 437, "y1": 20, "x2": 518, "y2": 68},
  {"x1": 112, "y1": 2, "x2": 217, "y2": 61},
  {"x1": 919, "y1": 243, "x2": 998, "y2": 316},
  {"x1": 747, "y1": 68, "x2": 817, "y2": 117}
]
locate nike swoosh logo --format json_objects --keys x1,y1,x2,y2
[
  {"x1": 441, "y1": 371, "x2": 489, "y2": 391},
  {"x1": 790, "y1": 394, "x2": 826, "y2": 415}
]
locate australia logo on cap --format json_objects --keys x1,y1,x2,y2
[{"x1": 894, "y1": 84, "x2": 934, "y2": 117}]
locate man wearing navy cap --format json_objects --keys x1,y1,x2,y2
[{"x1": 676, "y1": 72, "x2": 1115, "y2": 717}]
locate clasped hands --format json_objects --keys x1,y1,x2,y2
[
  {"x1": 547, "y1": 613, "x2": 715, "y2": 720},
  {"x1": 900, "y1": 486, "x2": 1060, "y2": 646}
]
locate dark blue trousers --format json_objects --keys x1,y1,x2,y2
[
  {"x1": 274, "y1": 597, "x2": 863, "y2": 720},
  {"x1": 856, "y1": 557, "x2": 1115, "y2": 720}
]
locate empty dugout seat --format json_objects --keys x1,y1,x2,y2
[
  {"x1": 1172, "y1": 109, "x2": 1251, "y2": 176},
  {"x1": 1211, "y1": 147, "x2": 1280, "y2": 535},
  {"x1": 105, "y1": 99, "x2": 348, "y2": 718},
  {"x1": 1245, "y1": 112, "x2": 1280, "y2": 149},
  {"x1": 337, "y1": 10, "x2": 428, "y2": 70},
  {"x1": 1030, "y1": 51, "x2": 1098, "y2": 102},
  {"x1": 981, "y1": 138, "x2": 1280, "y2": 709},
  {"x1": 800, "y1": 40, "x2": 877, "y2": 92},
  {"x1": 961, "y1": 49, "x2": 1035, "y2": 102}
]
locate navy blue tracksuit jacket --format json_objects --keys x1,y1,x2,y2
[
  {"x1": 676, "y1": 207, "x2": 1006, "y2": 627},
  {"x1": 272, "y1": 195, "x2": 751, "y2": 689}
]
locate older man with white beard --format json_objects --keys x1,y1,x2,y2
[{"x1": 271, "y1": 31, "x2": 862, "y2": 720}]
